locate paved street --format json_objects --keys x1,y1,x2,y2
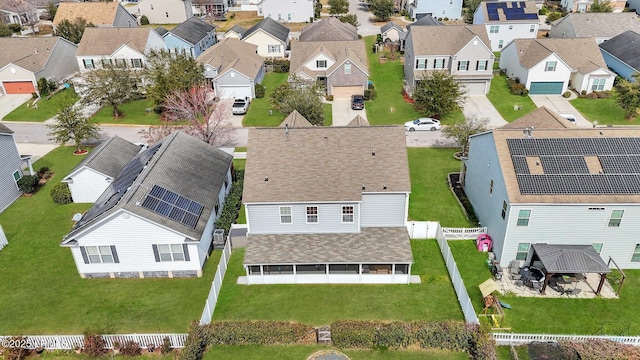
[{"x1": 348, "y1": 0, "x2": 379, "y2": 36}]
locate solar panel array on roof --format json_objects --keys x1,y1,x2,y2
[
  {"x1": 507, "y1": 138, "x2": 640, "y2": 195},
  {"x1": 140, "y1": 185, "x2": 204, "y2": 228},
  {"x1": 486, "y1": 1, "x2": 537, "y2": 21}
]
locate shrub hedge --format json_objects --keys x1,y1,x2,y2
[
  {"x1": 563, "y1": 340, "x2": 640, "y2": 360},
  {"x1": 208, "y1": 321, "x2": 313, "y2": 346},
  {"x1": 214, "y1": 169, "x2": 243, "y2": 237},
  {"x1": 50, "y1": 183, "x2": 73, "y2": 204},
  {"x1": 255, "y1": 83, "x2": 266, "y2": 98},
  {"x1": 178, "y1": 321, "x2": 210, "y2": 360},
  {"x1": 265, "y1": 59, "x2": 290, "y2": 73},
  {"x1": 506, "y1": 78, "x2": 528, "y2": 96},
  {"x1": 17, "y1": 175, "x2": 40, "y2": 194}
]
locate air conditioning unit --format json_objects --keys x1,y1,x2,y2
[{"x1": 213, "y1": 229, "x2": 225, "y2": 244}]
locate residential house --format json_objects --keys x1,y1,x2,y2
[
  {"x1": 223, "y1": 25, "x2": 246, "y2": 40},
  {"x1": 500, "y1": 38, "x2": 615, "y2": 95},
  {"x1": 53, "y1": 2, "x2": 138, "y2": 29},
  {"x1": 599, "y1": 31, "x2": 640, "y2": 82},
  {"x1": 60, "y1": 131, "x2": 234, "y2": 279},
  {"x1": 242, "y1": 124, "x2": 413, "y2": 284},
  {"x1": 0, "y1": 124, "x2": 24, "y2": 214},
  {"x1": 62, "y1": 136, "x2": 142, "y2": 203},
  {"x1": 197, "y1": 38, "x2": 265, "y2": 99},
  {"x1": 405, "y1": 0, "x2": 463, "y2": 21},
  {"x1": 405, "y1": 14, "x2": 444, "y2": 28},
  {"x1": 76, "y1": 27, "x2": 165, "y2": 73},
  {"x1": 192, "y1": 0, "x2": 230, "y2": 17},
  {"x1": 161, "y1": 17, "x2": 217, "y2": 58},
  {"x1": 473, "y1": 1, "x2": 539, "y2": 51},
  {"x1": 549, "y1": 13, "x2": 640, "y2": 44},
  {"x1": 298, "y1": 17, "x2": 358, "y2": 42},
  {"x1": 241, "y1": 17, "x2": 290, "y2": 58},
  {"x1": 257, "y1": 0, "x2": 314, "y2": 23},
  {"x1": 0, "y1": 37, "x2": 79, "y2": 95},
  {"x1": 463, "y1": 107, "x2": 640, "y2": 269},
  {"x1": 279, "y1": 110, "x2": 313, "y2": 127},
  {"x1": 136, "y1": 0, "x2": 194, "y2": 24},
  {"x1": 347, "y1": 114, "x2": 370, "y2": 126},
  {"x1": 381, "y1": 22, "x2": 405, "y2": 42},
  {"x1": 561, "y1": 0, "x2": 626, "y2": 13},
  {"x1": 403, "y1": 25, "x2": 494, "y2": 95},
  {"x1": 0, "y1": 5, "x2": 38, "y2": 34},
  {"x1": 289, "y1": 40, "x2": 369, "y2": 97}
]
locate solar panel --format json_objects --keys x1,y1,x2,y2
[{"x1": 140, "y1": 185, "x2": 204, "y2": 228}]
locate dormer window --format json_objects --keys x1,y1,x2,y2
[
  {"x1": 344, "y1": 62, "x2": 352, "y2": 74},
  {"x1": 316, "y1": 60, "x2": 327, "y2": 68}
]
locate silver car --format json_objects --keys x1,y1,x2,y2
[
  {"x1": 232, "y1": 97, "x2": 250, "y2": 115},
  {"x1": 404, "y1": 118, "x2": 441, "y2": 131}
]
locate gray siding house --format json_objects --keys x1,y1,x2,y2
[
  {"x1": 242, "y1": 123, "x2": 413, "y2": 284},
  {"x1": 549, "y1": 13, "x2": 640, "y2": 44},
  {"x1": 463, "y1": 107, "x2": 640, "y2": 269},
  {"x1": 0, "y1": 124, "x2": 23, "y2": 214}
]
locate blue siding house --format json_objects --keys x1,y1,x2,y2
[
  {"x1": 242, "y1": 121, "x2": 414, "y2": 284},
  {"x1": 0, "y1": 124, "x2": 25, "y2": 214},
  {"x1": 599, "y1": 30, "x2": 640, "y2": 82},
  {"x1": 406, "y1": 0, "x2": 463, "y2": 20},
  {"x1": 161, "y1": 17, "x2": 217, "y2": 58}
]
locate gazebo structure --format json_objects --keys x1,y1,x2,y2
[{"x1": 529, "y1": 244, "x2": 611, "y2": 295}]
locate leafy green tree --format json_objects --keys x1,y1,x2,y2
[
  {"x1": 442, "y1": 116, "x2": 489, "y2": 155},
  {"x1": 44, "y1": 0, "x2": 57, "y2": 20},
  {"x1": 328, "y1": 0, "x2": 349, "y2": 14},
  {"x1": 269, "y1": 76, "x2": 325, "y2": 125},
  {"x1": 589, "y1": 0, "x2": 613, "y2": 12},
  {"x1": 545, "y1": 11, "x2": 563, "y2": 24},
  {"x1": 54, "y1": 17, "x2": 95, "y2": 44},
  {"x1": 339, "y1": 14, "x2": 360, "y2": 27},
  {"x1": 412, "y1": 71, "x2": 467, "y2": 118},
  {"x1": 614, "y1": 74, "x2": 640, "y2": 119},
  {"x1": 463, "y1": 0, "x2": 482, "y2": 23},
  {"x1": 47, "y1": 101, "x2": 101, "y2": 153},
  {"x1": 370, "y1": 0, "x2": 395, "y2": 21},
  {"x1": 144, "y1": 49, "x2": 205, "y2": 107},
  {"x1": 0, "y1": 22, "x2": 11, "y2": 37},
  {"x1": 82, "y1": 64, "x2": 141, "y2": 118}
]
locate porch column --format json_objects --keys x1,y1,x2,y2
[
  {"x1": 596, "y1": 273, "x2": 606, "y2": 295},
  {"x1": 541, "y1": 272, "x2": 554, "y2": 295}
]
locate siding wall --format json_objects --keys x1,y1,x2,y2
[
  {"x1": 524, "y1": 53, "x2": 571, "y2": 93},
  {"x1": 403, "y1": 31, "x2": 417, "y2": 92},
  {"x1": 258, "y1": 0, "x2": 314, "y2": 23},
  {"x1": 360, "y1": 193, "x2": 408, "y2": 227},
  {"x1": 243, "y1": 31, "x2": 286, "y2": 58},
  {"x1": 246, "y1": 202, "x2": 361, "y2": 234},
  {"x1": 410, "y1": 0, "x2": 463, "y2": 19},
  {"x1": 485, "y1": 23, "x2": 538, "y2": 51},
  {"x1": 0, "y1": 134, "x2": 22, "y2": 214},
  {"x1": 500, "y1": 42, "x2": 530, "y2": 83},
  {"x1": 36, "y1": 39, "x2": 79, "y2": 83},
  {"x1": 549, "y1": 20, "x2": 578, "y2": 39},
  {"x1": 114, "y1": 5, "x2": 139, "y2": 27},
  {"x1": 327, "y1": 62, "x2": 368, "y2": 96},
  {"x1": 65, "y1": 168, "x2": 111, "y2": 203},
  {"x1": 137, "y1": 0, "x2": 193, "y2": 24}
]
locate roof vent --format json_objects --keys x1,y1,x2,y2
[
  {"x1": 362, "y1": 184, "x2": 365, "y2": 190},
  {"x1": 383, "y1": 185, "x2": 387, "y2": 189},
  {"x1": 264, "y1": 176, "x2": 268, "y2": 181},
  {"x1": 285, "y1": 124, "x2": 289, "y2": 135},
  {"x1": 371, "y1": 150, "x2": 376, "y2": 156}
]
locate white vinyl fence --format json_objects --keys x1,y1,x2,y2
[
  {"x1": 442, "y1": 226, "x2": 486, "y2": 240},
  {"x1": 0, "y1": 224, "x2": 7, "y2": 250},
  {"x1": 406, "y1": 221, "x2": 439, "y2": 239},
  {"x1": 200, "y1": 237, "x2": 232, "y2": 324},
  {"x1": 492, "y1": 333, "x2": 640, "y2": 346},
  {"x1": 0, "y1": 334, "x2": 188, "y2": 350}
]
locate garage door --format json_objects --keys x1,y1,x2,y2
[
  {"x1": 529, "y1": 82, "x2": 563, "y2": 95},
  {"x1": 332, "y1": 86, "x2": 362, "y2": 98},
  {"x1": 216, "y1": 85, "x2": 251, "y2": 99},
  {"x1": 465, "y1": 82, "x2": 487, "y2": 95},
  {"x1": 3, "y1": 81, "x2": 35, "y2": 94}
]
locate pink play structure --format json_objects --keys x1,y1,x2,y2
[{"x1": 477, "y1": 234, "x2": 493, "y2": 252}]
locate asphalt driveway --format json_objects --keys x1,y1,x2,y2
[
  {"x1": 462, "y1": 95, "x2": 508, "y2": 128},
  {"x1": 331, "y1": 98, "x2": 368, "y2": 126},
  {"x1": 529, "y1": 95, "x2": 591, "y2": 127}
]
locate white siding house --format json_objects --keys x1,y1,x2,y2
[
  {"x1": 473, "y1": 1, "x2": 539, "y2": 51},
  {"x1": 405, "y1": 0, "x2": 463, "y2": 20},
  {"x1": 257, "y1": 0, "x2": 314, "y2": 23},
  {"x1": 136, "y1": 0, "x2": 194, "y2": 24},
  {"x1": 0, "y1": 124, "x2": 24, "y2": 214},
  {"x1": 241, "y1": 18, "x2": 290, "y2": 58}
]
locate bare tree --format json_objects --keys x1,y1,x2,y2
[{"x1": 140, "y1": 86, "x2": 236, "y2": 146}]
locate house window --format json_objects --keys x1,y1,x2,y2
[
  {"x1": 489, "y1": 25, "x2": 499, "y2": 33},
  {"x1": 156, "y1": 244, "x2": 186, "y2": 261},
  {"x1": 84, "y1": 246, "x2": 116, "y2": 264},
  {"x1": 306, "y1": 206, "x2": 318, "y2": 223},
  {"x1": 131, "y1": 58, "x2": 143, "y2": 68},
  {"x1": 278, "y1": 13, "x2": 282, "y2": 21},
  {"x1": 288, "y1": 13, "x2": 291, "y2": 21},
  {"x1": 434, "y1": 58, "x2": 444, "y2": 69},
  {"x1": 344, "y1": 62, "x2": 352, "y2": 74},
  {"x1": 166, "y1": 11, "x2": 169, "y2": 18},
  {"x1": 501, "y1": 200, "x2": 507, "y2": 219},
  {"x1": 489, "y1": 179, "x2": 494, "y2": 196},
  {"x1": 280, "y1": 206, "x2": 292, "y2": 224},
  {"x1": 416, "y1": 58, "x2": 426, "y2": 69},
  {"x1": 342, "y1": 206, "x2": 354, "y2": 223},
  {"x1": 12, "y1": 170, "x2": 20, "y2": 182},
  {"x1": 83, "y1": 59, "x2": 94, "y2": 69},
  {"x1": 530, "y1": 25, "x2": 536, "y2": 33},
  {"x1": 268, "y1": 44, "x2": 281, "y2": 53},
  {"x1": 516, "y1": 243, "x2": 530, "y2": 261},
  {"x1": 592, "y1": 243, "x2": 603, "y2": 254},
  {"x1": 498, "y1": 40, "x2": 504, "y2": 49},
  {"x1": 214, "y1": 200, "x2": 219, "y2": 215},
  {"x1": 591, "y1": 78, "x2": 606, "y2": 91},
  {"x1": 517, "y1": 209, "x2": 531, "y2": 226},
  {"x1": 224, "y1": 177, "x2": 229, "y2": 190},
  {"x1": 316, "y1": 60, "x2": 327, "y2": 68},
  {"x1": 608, "y1": 210, "x2": 624, "y2": 227},
  {"x1": 457, "y1": 60, "x2": 469, "y2": 71},
  {"x1": 545, "y1": 61, "x2": 557, "y2": 72},
  {"x1": 509, "y1": 25, "x2": 513, "y2": 30},
  {"x1": 632, "y1": 244, "x2": 640, "y2": 262},
  {"x1": 101, "y1": 59, "x2": 112, "y2": 67},
  {"x1": 476, "y1": 60, "x2": 488, "y2": 71},
  {"x1": 115, "y1": 59, "x2": 127, "y2": 68}
]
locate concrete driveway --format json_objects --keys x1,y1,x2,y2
[
  {"x1": 529, "y1": 95, "x2": 591, "y2": 128},
  {"x1": 0, "y1": 94, "x2": 31, "y2": 120},
  {"x1": 331, "y1": 98, "x2": 368, "y2": 126},
  {"x1": 348, "y1": 0, "x2": 380, "y2": 36},
  {"x1": 462, "y1": 95, "x2": 508, "y2": 128}
]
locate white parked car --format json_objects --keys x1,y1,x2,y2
[
  {"x1": 232, "y1": 97, "x2": 250, "y2": 115},
  {"x1": 559, "y1": 113, "x2": 576, "y2": 124},
  {"x1": 404, "y1": 118, "x2": 441, "y2": 131}
]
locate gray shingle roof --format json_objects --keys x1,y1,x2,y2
[
  {"x1": 0, "y1": 123, "x2": 14, "y2": 134},
  {"x1": 511, "y1": 37, "x2": 608, "y2": 73},
  {"x1": 408, "y1": 25, "x2": 490, "y2": 56},
  {"x1": 155, "y1": 27, "x2": 169, "y2": 36},
  {"x1": 531, "y1": 244, "x2": 611, "y2": 274},
  {"x1": 406, "y1": 15, "x2": 443, "y2": 28},
  {"x1": 290, "y1": 40, "x2": 369, "y2": 80},
  {"x1": 555, "y1": 13, "x2": 640, "y2": 39},
  {"x1": 599, "y1": 30, "x2": 640, "y2": 71},
  {"x1": 66, "y1": 136, "x2": 141, "y2": 179},
  {"x1": 197, "y1": 38, "x2": 264, "y2": 79},
  {"x1": 243, "y1": 17, "x2": 289, "y2": 43},
  {"x1": 0, "y1": 37, "x2": 69, "y2": 72},
  {"x1": 63, "y1": 132, "x2": 233, "y2": 242},
  {"x1": 243, "y1": 126, "x2": 411, "y2": 203},
  {"x1": 299, "y1": 17, "x2": 358, "y2": 42},
  {"x1": 168, "y1": 17, "x2": 216, "y2": 46},
  {"x1": 226, "y1": 25, "x2": 246, "y2": 37},
  {"x1": 244, "y1": 227, "x2": 413, "y2": 264},
  {"x1": 381, "y1": 21, "x2": 402, "y2": 34}
]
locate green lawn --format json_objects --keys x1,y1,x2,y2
[
  {"x1": 2, "y1": 86, "x2": 80, "y2": 122},
  {"x1": 212, "y1": 240, "x2": 462, "y2": 325},
  {"x1": 36, "y1": 352, "x2": 175, "y2": 360},
  {"x1": 570, "y1": 96, "x2": 637, "y2": 126},
  {"x1": 0, "y1": 147, "x2": 220, "y2": 334},
  {"x1": 205, "y1": 345, "x2": 468, "y2": 359},
  {"x1": 243, "y1": 73, "x2": 289, "y2": 127},
  {"x1": 408, "y1": 148, "x2": 473, "y2": 227},
  {"x1": 324, "y1": 103, "x2": 333, "y2": 126},
  {"x1": 449, "y1": 240, "x2": 640, "y2": 335},
  {"x1": 363, "y1": 36, "x2": 465, "y2": 126},
  {"x1": 487, "y1": 75, "x2": 536, "y2": 121},
  {"x1": 89, "y1": 98, "x2": 162, "y2": 125}
]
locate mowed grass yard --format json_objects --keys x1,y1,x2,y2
[
  {"x1": 205, "y1": 345, "x2": 468, "y2": 359},
  {"x1": 487, "y1": 75, "x2": 536, "y2": 121},
  {"x1": 243, "y1": 73, "x2": 288, "y2": 127},
  {"x1": 212, "y1": 240, "x2": 462, "y2": 325},
  {"x1": 449, "y1": 240, "x2": 640, "y2": 335},
  {"x1": 89, "y1": 98, "x2": 162, "y2": 125},
  {"x1": 363, "y1": 36, "x2": 465, "y2": 126},
  {"x1": 571, "y1": 96, "x2": 637, "y2": 126},
  {"x1": 0, "y1": 147, "x2": 219, "y2": 334},
  {"x1": 3, "y1": 87, "x2": 79, "y2": 122}
]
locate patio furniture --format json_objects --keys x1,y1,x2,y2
[
  {"x1": 508, "y1": 260, "x2": 520, "y2": 276},
  {"x1": 530, "y1": 280, "x2": 542, "y2": 293},
  {"x1": 511, "y1": 273, "x2": 522, "y2": 281},
  {"x1": 566, "y1": 288, "x2": 582, "y2": 297}
]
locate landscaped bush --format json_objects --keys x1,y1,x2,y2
[
  {"x1": 563, "y1": 91, "x2": 571, "y2": 98},
  {"x1": 265, "y1": 59, "x2": 290, "y2": 73},
  {"x1": 17, "y1": 175, "x2": 39, "y2": 194},
  {"x1": 37, "y1": 78, "x2": 57, "y2": 96},
  {"x1": 2, "y1": 336, "x2": 28, "y2": 360},
  {"x1": 50, "y1": 183, "x2": 73, "y2": 204},
  {"x1": 331, "y1": 320, "x2": 378, "y2": 349},
  {"x1": 564, "y1": 339, "x2": 640, "y2": 360},
  {"x1": 83, "y1": 332, "x2": 107, "y2": 357},
  {"x1": 326, "y1": 95, "x2": 334, "y2": 101},
  {"x1": 8, "y1": 23, "x2": 22, "y2": 33},
  {"x1": 208, "y1": 321, "x2": 313, "y2": 345},
  {"x1": 139, "y1": 15, "x2": 149, "y2": 25},
  {"x1": 160, "y1": 337, "x2": 172, "y2": 355},
  {"x1": 595, "y1": 90, "x2": 612, "y2": 98},
  {"x1": 214, "y1": 169, "x2": 243, "y2": 237},
  {"x1": 179, "y1": 321, "x2": 210, "y2": 360},
  {"x1": 255, "y1": 83, "x2": 266, "y2": 98},
  {"x1": 506, "y1": 78, "x2": 528, "y2": 96},
  {"x1": 375, "y1": 321, "x2": 411, "y2": 350},
  {"x1": 364, "y1": 88, "x2": 377, "y2": 100},
  {"x1": 119, "y1": 340, "x2": 141, "y2": 356}
]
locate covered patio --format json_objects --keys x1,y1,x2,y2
[{"x1": 241, "y1": 227, "x2": 417, "y2": 285}]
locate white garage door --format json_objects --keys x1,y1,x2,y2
[
  {"x1": 216, "y1": 85, "x2": 252, "y2": 99},
  {"x1": 465, "y1": 82, "x2": 487, "y2": 95},
  {"x1": 332, "y1": 86, "x2": 362, "y2": 98}
]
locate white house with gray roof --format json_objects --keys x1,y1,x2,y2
[
  {"x1": 473, "y1": 0, "x2": 539, "y2": 51},
  {"x1": 0, "y1": 124, "x2": 24, "y2": 214},
  {"x1": 241, "y1": 17, "x2": 290, "y2": 58},
  {"x1": 242, "y1": 124, "x2": 413, "y2": 285},
  {"x1": 549, "y1": 13, "x2": 640, "y2": 44},
  {"x1": 62, "y1": 136, "x2": 142, "y2": 203},
  {"x1": 463, "y1": 107, "x2": 640, "y2": 270},
  {"x1": 61, "y1": 132, "x2": 234, "y2": 279}
]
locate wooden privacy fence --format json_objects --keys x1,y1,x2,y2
[
  {"x1": 0, "y1": 334, "x2": 188, "y2": 350},
  {"x1": 200, "y1": 236, "x2": 232, "y2": 324}
]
